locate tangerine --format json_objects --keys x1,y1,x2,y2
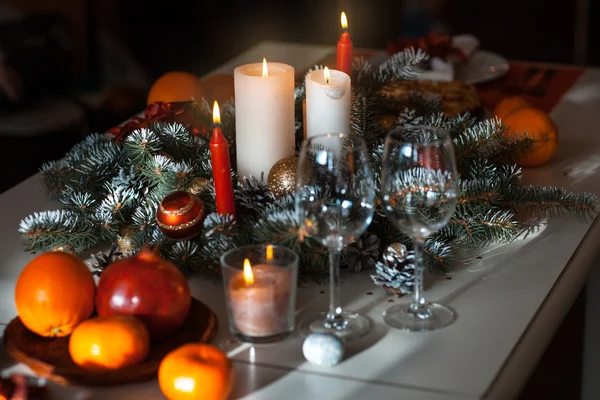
[
  {"x1": 158, "y1": 343, "x2": 233, "y2": 400},
  {"x1": 502, "y1": 107, "x2": 558, "y2": 167},
  {"x1": 201, "y1": 74, "x2": 235, "y2": 104},
  {"x1": 494, "y1": 95, "x2": 530, "y2": 120},
  {"x1": 148, "y1": 71, "x2": 206, "y2": 105},
  {"x1": 69, "y1": 315, "x2": 150, "y2": 372},
  {"x1": 15, "y1": 252, "x2": 95, "y2": 337}
]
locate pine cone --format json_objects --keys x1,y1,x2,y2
[
  {"x1": 370, "y1": 260, "x2": 415, "y2": 296},
  {"x1": 343, "y1": 233, "x2": 380, "y2": 272},
  {"x1": 371, "y1": 244, "x2": 416, "y2": 296},
  {"x1": 87, "y1": 244, "x2": 124, "y2": 276}
]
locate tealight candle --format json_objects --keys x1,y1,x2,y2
[
  {"x1": 305, "y1": 67, "x2": 351, "y2": 138},
  {"x1": 221, "y1": 245, "x2": 298, "y2": 344}
]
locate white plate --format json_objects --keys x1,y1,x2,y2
[{"x1": 455, "y1": 50, "x2": 510, "y2": 84}]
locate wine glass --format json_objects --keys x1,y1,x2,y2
[
  {"x1": 296, "y1": 133, "x2": 375, "y2": 341},
  {"x1": 381, "y1": 127, "x2": 459, "y2": 331}
]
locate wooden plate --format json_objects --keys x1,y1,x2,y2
[{"x1": 2, "y1": 298, "x2": 217, "y2": 386}]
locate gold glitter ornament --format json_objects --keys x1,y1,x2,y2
[
  {"x1": 267, "y1": 156, "x2": 298, "y2": 198},
  {"x1": 51, "y1": 244, "x2": 77, "y2": 256},
  {"x1": 186, "y1": 176, "x2": 211, "y2": 195},
  {"x1": 116, "y1": 225, "x2": 138, "y2": 251}
]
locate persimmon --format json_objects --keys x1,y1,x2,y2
[
  {"x1": 158, "y1": 343, "x2": 234, "y2": 400},
  {"x1": 494, "y1": 95, "x2": 530, "y2": 120},
  {"x1": 148, "y1": 71, "x2": 206, "y2": 105},
  {"x1": 502, "y1": 107, "x2": 559, "y2": 167},
  {"x1": 69, "y1": 315, "x2": 150, "y2": 372},
  {"x1": 15, "y1": 252, "x2": 95, "y2": 337}
]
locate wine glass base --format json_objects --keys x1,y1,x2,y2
[
  {"x1": 383, "y1": 303, "x2": 455, "y2": 332},
  {"x1": 301, "y1": 311, "x2": 372, "y2": 341}
]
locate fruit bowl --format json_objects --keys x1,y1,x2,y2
[{"x1": 2, "y1": 298, "x2": 217, "y2": 386}]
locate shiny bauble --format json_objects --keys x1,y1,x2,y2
[
  {"x1": 186, "y1": 176, "x2": 211, "y2": 196},
  {"x1": 95, "y1": 248, "x2": 191, "y2": 339},
  {"x1": 116, "y1": 226, "x2": 137, "y2": 252},
  {"x1": 267, "y1": 156, "x2": 298, "y2": 198},
  {"x1": 302, "y1": 333, "x2": 344, "y2": 367},
  {"x1": 156, "y1": 191, "x2": 206, "y2": 240}
]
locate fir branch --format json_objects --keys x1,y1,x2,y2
[
  {"x1": 164, "y1": 240, "x2": 204, "y2": 274},
  {"x1": 70, "y1": 141, "x2": 123, "y2": 190},
  {"x1": 59, "y1": 189, "x2": 98, "y2": 213},
  {"x1": 502, "y1": 185, "x2": 599, "y2": 219},
  {"x1": 350, "y1": 95, "x2": 384, "y2": 146},
  {"x1": 40, "y1": 160, "x2": 73, "y2": 198},
  {"x1": 377, "y1": 48, "x2": 428, "y2": 89},
  {"x1": 19, "y1": 210, "x2": 100, "y2": 253},
  {"x1": 123, "y1": 128, "x2": 162, "y2": 164},
  {"x1": 439, "y1": 205, "x2": 519, "y2": 248},
  {"x1": 423, "y1": 238, "x2": 454, "y2": 273}
]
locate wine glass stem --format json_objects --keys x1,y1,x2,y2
[
  {"x1": 324, "y1": 249, "x2": 346, "y2": 329},
  {"x1": 410, "y1": 238, "x2": 432, "y2": 319}
]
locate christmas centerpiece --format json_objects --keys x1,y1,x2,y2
[{"x1": 18, "y1": 47, "x2": 597, "y2": 289}]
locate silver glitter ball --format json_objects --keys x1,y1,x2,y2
[{"x1": 302, "y1": 333, "x2": 344, "y2": 367}]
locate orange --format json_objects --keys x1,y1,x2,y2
[
  {"x1": 201, "y1": 74, "x2": 235, "y2": 104},
  {"x1": 494, "y1": 95, "x2": 530, "y2": 120},
  {"x1": 148, "y1": 71, "x2": 207, "y2": 105},
  {"x1": 502, "y1": 107, "x2": 559, "y2": 167},
  {"x1": 15, "y1": 252, "x2": 95, "y2": 337},
  {"x1": 159, "y1": 343, "x2": 233, "y2": 400},
  {"x1": 69, "y1": 315, "x2": 150, "y2": 372}
]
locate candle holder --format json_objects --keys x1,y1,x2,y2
[{"x1": 221, "y1": 245, "x2": 298, "y2": 344}]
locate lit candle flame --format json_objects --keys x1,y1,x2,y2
[
  {"x1": 266, "y1": 245, "x2": 274, "y2": 262},
  {"x1": 341, "y1": 11, "x2": 348, "y2": 30},
  {"x1": 324, "y1": 67, "x2": 331, "y2": 84},
  {"x1": 262, "y1": 58, "x2": 268, "y2": 78},
  {"x1": 243, "y1": 258, "x2": 254, "y2": 284},
  {"x1": 213, "y1": 101, "x2": 220, "y2": 124}
]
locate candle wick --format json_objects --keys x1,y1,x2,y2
[{"x1": 326, "y1": 78, "x2": 330, "y2": 84}]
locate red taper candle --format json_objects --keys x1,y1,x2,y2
[
  {"x1": 336, "y1": 11, "x2": 353, "y2": 76},
  {"x1": 210, "y1": 101, "x2": 236, "y2": 220}
]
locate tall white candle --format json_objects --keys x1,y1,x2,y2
[
  {"x1": 234, "y1": 60, "x2": 295, "y2": 179},
  {"x1": 305, "y1": 68, "x2": 351, "y2": 138}
]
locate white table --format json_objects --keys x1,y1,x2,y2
[{"x1": 2, "y1": 41, "x2": 600, "y2": 399}]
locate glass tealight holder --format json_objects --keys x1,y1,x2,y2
[{"x1": 220, "y1": 244, "x2": 298, "y2": 344}]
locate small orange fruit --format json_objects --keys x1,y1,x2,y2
[
  {"x1": 159, "y1": 343, "x2": 234, "y2": 400},
  {"x1": 15, "y1": 252, "x2": 95, "y2": 337},
  {"x1": 69, "y1": 315, "x2": 150, "y2": 372},
  {"x1": 147, "y1": 71, "x2": 206, "y2": 105},
  {"x1": 494, "y1": 95, "x2": 530, "y2": 120},
  {"x1": 502, "y1": 107, "x2": 559, "y2": 167},
  {"x1": 201, "y1": 74, "x2": 235, "y2": 104}
]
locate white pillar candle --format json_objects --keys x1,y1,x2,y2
[
  {"x1": 234, "y1": 60, "x2": 295, "y2": 179},
  {"x1": 305, "y1": 67, "x2": 351, "y2": 138}
]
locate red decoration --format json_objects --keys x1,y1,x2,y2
[
  {"x1": 210, "y1": 102, "x2": 237, "y2": 220},
  {"x1": 108, "y1": 101, "x2": 210, "y2": 142},
  {"x1": 387, "y1": 31, "x2": 468, "y2": 63},
  {"x1": 95, "y1": 248, "x2": 192, "y2": 339},
  {"x1": 336, "y1": 13, "x2": 353, "y2": 76},
  {"x1": 156, "y1": 191, "x2": 206, "y2": 240}
]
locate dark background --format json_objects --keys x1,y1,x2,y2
[{"x1": 0, "y1": 0, "x2": 597, "y2": 190}]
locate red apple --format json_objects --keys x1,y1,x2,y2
[{"x1": 95, "y1": 248, "x2": 191, "y2": 339}]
